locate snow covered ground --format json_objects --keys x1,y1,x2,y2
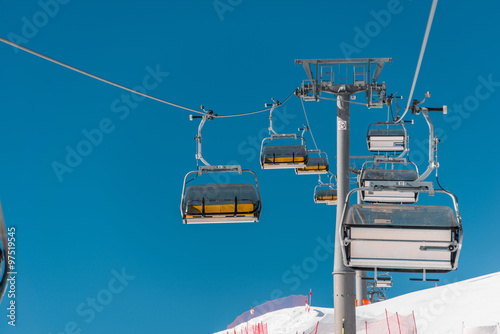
[{"x1": 215, "y1": 272, "x2": 500, "y2": 334}]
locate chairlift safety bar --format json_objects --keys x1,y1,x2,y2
[
  {"x1": 197, "y1": 165, "x2": 242, "y2": 175},
  {"x1": 270, "y1": 134, "x2": 298, "y2": 140},
  {"x1": 366, "y1": 180, "x2": 435, "y2": 196}
]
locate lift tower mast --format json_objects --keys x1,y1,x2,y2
[{"x1": 295, "y1": 58, "x2": 392, "y2": 334}]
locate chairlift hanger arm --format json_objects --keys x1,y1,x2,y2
[
  {"x1": 190, "y1": 108, "x2": 214, "y2": 166},
  {"x1": 266, "y1": 99, "x2": 283, "y2": 135},
  {"x1": 410, "y1": 93, "x2": 447, "y2": 182}
]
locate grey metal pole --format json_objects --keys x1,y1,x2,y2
[
  {"x1": 333, "y1": 94, "x2": 356, "y2": 333},
  {"x1": 355, "y1": 270, "x2": 368, "y2": 306}
]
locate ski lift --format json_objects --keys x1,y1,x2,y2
[
  {"x1": 314, "y1": 174, "x2": 337, "y2": 205},
  {"x1": 295, "y1": 151, "x2": 329, "y2": 175},
  {"x1": 180, "y1": 111, "x2": 262, "y2": 224},
  {"x1": 367, "y1": 121, "x2": 409, "y2": 153},
  {"x1": 260, "y1": 102, "x2": 308, "y2": 169},
  {"x1": 339, "y1": 188, "x2": 463, "y2": 273},
  {"x1": 359, "y1": 160, "x2": 420, "y2": 203}
]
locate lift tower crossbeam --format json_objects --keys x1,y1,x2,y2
[{"x1": 295, "y1": 57, "x2": 392, "y2": 334}]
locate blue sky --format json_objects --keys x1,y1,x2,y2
[{"x1": 0, "y1": 0, "x2": 499, "y2": 333}]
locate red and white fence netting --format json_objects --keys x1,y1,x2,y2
[
  {"x1": 365, "y1": 310, "x2": 417, "y2": 334},
  {"x1": 226, "y1": 322, "x2": 268, "y2": 334}
]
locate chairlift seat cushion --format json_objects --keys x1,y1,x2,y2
[
  {"x1": 187, "y1": 203, "x2": 254, "y2": 216},
  {"x1": 314, "y1": 189, "x2": 338, "y2": 201}
]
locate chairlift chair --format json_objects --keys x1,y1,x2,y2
[
  {"x1": 260, "y1": 103, "x2": 309, "y2": 169},
  {"x1": 375, "y1": 274, "x2": 393, "y2": 288},
  {"x1": 339, "y1": 188, "x2": 463, "y2": 273},
  {"x1": 180, "y1": 113, "x2": 262, "y2": 224},
  {"x1": 295, "y1": 152, "x2": 329, "y2": 175},
  {"x1": 359, "y1": 167, "x2": 419, "y2": 203},
  {"x1": 260, "y1": 134, "x2": 308, "y2": 169},
  {"x1": 295, "y1": 125, "x2": 329, "y2": 175},
  {"x1": 180, "y1": 166, "x2": 262, "y2": 224},
  {"x1": 314, "y1": 186, "x2": 338, "y2": 205},
  {"x1": 314, "y1": 174, "x2": 337, "y2": 205},
  {"x1": 367, "y1": 122, "x2": 408, "y2": 153}
]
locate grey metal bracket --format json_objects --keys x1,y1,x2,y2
[
  {"x1": 295, "y1": 58, "x2": 392, "y2": 103},
  {"x1": 367, "y1": 181, "x2": 435, "y2": 196}
]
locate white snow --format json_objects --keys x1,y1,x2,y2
[{"x1": 215, "y1": 272, "x2": 500, "y2": 334}]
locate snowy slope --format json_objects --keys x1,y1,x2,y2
[{"x1": 215, "y1": 272, "x2": 500, "y2": 334}]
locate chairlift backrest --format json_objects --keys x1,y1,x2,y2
[
  {"x1": 360, "y1": 167, "x2": 419, "y2": 203},
  {"x1": 375, "y1": 279, "x2": 393, "y2": 289},
  {"x1": 367, "y1": 123, "x2": 407, "y2": 152},
  {"x1": 341, "y1": 202, "x2": 462, "y2": 273},
  {"x1": 314, "y1": 185, "x2": 337, "y2": 205}
]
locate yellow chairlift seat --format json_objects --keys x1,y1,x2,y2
[
  {"x1": 296, "y1": 156, "x2": 329, "y2": 175},
  {"x1": 341, "y1": 203, "x2": 462, "y2": 273},
  {"x1": 261, "y1": 144, "x2": 308, "y2": 169},
  {"x1": 360, "y1": 168, "x2": 419, "y2": 203},
  {"x1": 187, "y1": 203, "x2": 255, "y2": 217}
]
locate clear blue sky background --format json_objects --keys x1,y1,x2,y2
[{"x1": 0, "y1": 0, "x2": 499, "y2": 333}]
